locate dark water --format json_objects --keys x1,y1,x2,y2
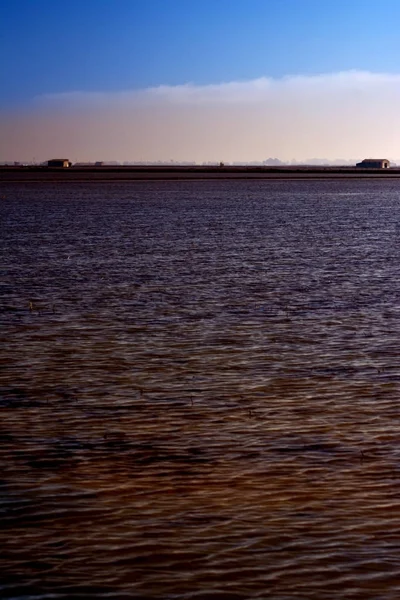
[{"x1": 1, "y1": 179, "x2": 400, "y2": 599}]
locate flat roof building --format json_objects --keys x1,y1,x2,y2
[
  {"x1": 356, "y1": 159, "x2": 390, "y2": 169},
  {"x1": 47, "y1": 159, "x2": 71, "y2": 168}
]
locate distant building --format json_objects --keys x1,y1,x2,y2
[
  {"x1": 356, "y1": 159, "x2": 390, "y2": 169},
  {"x1": 47, "y1": 159, "x2": 71, "y2": 168}
]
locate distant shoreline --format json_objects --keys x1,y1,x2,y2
[{"x1": 2, "y1": 165, "x2": 400, "y2": 182}]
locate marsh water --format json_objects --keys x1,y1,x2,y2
[{"x1": 2, "y1": 179, "x2": 400, "y2": 599}]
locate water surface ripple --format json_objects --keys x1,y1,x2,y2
[{"x1": 1, "y1": 180, "x2": 400, "y2": 599}]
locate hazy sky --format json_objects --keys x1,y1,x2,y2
[{"x1": 2, "y1": 0, "x2": 400, "y2": 163}]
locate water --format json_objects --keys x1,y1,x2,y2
[{"x1": 1, "y1": 179, "x2": 400, "y2": 599}]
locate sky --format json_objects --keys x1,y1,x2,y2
[{"x1": 2, "y1": 0, "x2": 400, "y2": 163}]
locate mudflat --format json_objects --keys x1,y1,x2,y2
[{"x1": 2, "y1": 164, "x2": 400, "y2": 182}]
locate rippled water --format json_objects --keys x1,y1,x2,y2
[{"x1": 2, "y1": 179, "x2": 400, "y2": 599}]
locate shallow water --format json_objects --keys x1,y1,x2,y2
[{"x1": 1, "y1": 179, "x2": 400, "y2": 599}]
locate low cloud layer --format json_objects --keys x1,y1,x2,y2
[{"x1": 2, "y1": 71, "x2": 400, "y2": 163}]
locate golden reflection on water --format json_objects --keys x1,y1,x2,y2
[{"x1": 1, "y1": 180, "x2": 400, "y2": 599}]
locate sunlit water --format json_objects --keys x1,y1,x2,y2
[{"x1": 2, "y1": 179, "x2": 400, "y2": 599}]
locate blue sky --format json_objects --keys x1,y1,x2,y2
[
  {"x1": 3, "y1": 0, "x2": 400, "y2": 106},
  {"x1": 2, "y1": 0, "x2": 400, "y2": 162}
]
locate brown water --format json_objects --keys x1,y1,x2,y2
[{"x1": 1, "y1": 179, "x2": 400, "y2": 599}]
